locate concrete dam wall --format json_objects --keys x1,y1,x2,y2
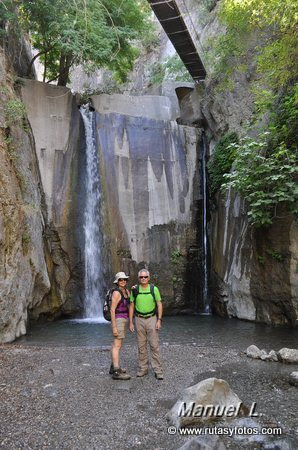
[{"x1": 19, "y1": 80, "x2": 202, "y2": 325}]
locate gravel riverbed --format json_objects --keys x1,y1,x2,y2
[{"x1": 0, "y1": 338, "x2": 297, "y2": 450}]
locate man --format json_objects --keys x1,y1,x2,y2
[{"x1": 129, "y1": 269, "x2": 163, "y2": 380}]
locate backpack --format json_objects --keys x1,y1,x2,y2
[
  {"x1": 103, "y1": 287, "x2": 120, "y2": 322},
  {"x1": 131, "y1": 284, "x2": 157, "y2": 315}
]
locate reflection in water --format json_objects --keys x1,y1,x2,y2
[{"x1": 16, "y1": 316, "x2": 297, "y2": 350}]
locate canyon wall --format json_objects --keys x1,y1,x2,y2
[
  {"x1": 92, "y1": 93, "x2": 201, "y2": 312},
  {"x1": 175, "y1": 0, "x2": 298, "y2": 326},
  {"x1": 0, "y1": 49, "x2": 49, "y2": 342},
  {"x1": 21, "y1": 80, "x2": 85, "y2": 319},
  {"x1": 1, "y1": 0, "x2": 296, "y2": 345},
  {"x1": 20, "y1": 84, "x2": 202, "y2": 316}
]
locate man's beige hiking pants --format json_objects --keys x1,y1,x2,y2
[{"x1": 135, "y1": 315, "x2": 163, "y2": 375}]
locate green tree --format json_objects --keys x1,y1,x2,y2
[
  {"x1": 212, "y1": 0, "x2": 298, "y2": 91},
  {"x1": 2, "y1": 0, "x2": 152, "y2": 85},
  {"x1": 0, "y1": 0, "x2": 16, "y2": 37}
]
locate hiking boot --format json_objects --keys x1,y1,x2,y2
[
  {"x1": 109, "y1": 364, "x2": 127, "y2": 375},
  {"x1": 112, "y1": 370, "x2": 131, "y2": 380},
  {"x1": 155, "y1": 372, "x2": 164, "y2": 380},
  {"x1": 136, "y1": 370, "x2": 148, "y2": 377}
]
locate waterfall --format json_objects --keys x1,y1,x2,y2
[
  {"x1": 80, "y1": 105, "x2": 105, "y2": 321},
  {"x1": 201, "y1": 133, "x2": 210, "y2": 314}
]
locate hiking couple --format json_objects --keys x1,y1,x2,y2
[{"x1": 109, "y1": 269, "x2": 163, "y2": 381}]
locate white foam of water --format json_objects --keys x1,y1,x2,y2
[{"x1": 68, "y1": 318, "x2": 108, "y2": 324}]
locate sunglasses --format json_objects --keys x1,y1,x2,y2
[
  {"x1": 118, "y1": 278, "x2": 127, "y2": 282},
  {"x1": 139, "y1": 276, "x2": 149, "y2": 279}
]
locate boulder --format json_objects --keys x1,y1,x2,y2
[
  {"x1": 260, "y1": 350, "x2": 278, "y2": 362},
  {"x1": 260, "y1": 349, "x2": 268, "y2": 361},
  {"x1": 167, "y1": 378, "x2": 244, "y2": 428},
  {"x1": 278, "y1": 348, "x2": 298, "y2": 364},
  {"x1": 246, "y1": 346, "x2": 278, "y2": 362},
  {"x1": 245, "y1": 345, "x2": 262, "y2": 359},
  {"x1": 289, "y1": 372, "x2": 298, "y2": 387},
  {"x1": 267, "y1": 350, "x2": 278, "y2": 362}
]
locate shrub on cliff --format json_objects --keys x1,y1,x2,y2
[
  {"x1": 149, "y1": 55, "x2": 193, "y2": 85},
  {"x1": 207, "y1": 132, "x2": 238, "y2": 195},
  {"x1": 205, "y1": 0, "x2": 298, "y2": 227},
  {"x1": 222, "y1": 87, "x2": 298, "y2": 227}
]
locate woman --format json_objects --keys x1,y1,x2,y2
[{"x1": 110, "y1": 272, "x2": 131, "y2": 380}]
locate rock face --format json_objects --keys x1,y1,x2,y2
[
  {"x1": 1, "y1": 0, "x2": 296, "y2": 337},
  {"x1": 68, "y1": 0, "x2": 297, "y2": 324},
  {"x1": 209, "y1": 189, "x2": 298, "y2": 325},
  {"x1": 19, "y1": 81, "x2": 203, "y2": 317},
  {"x1": 170, "y1": 1, "x2": 298, "y2": 326},
  {"x1": 21, "y1": 80, "x2": 85, "y2": 318},
  {"x1": 0, "y1": 48, "x2": 50, "y2": 342},
  {"x1": 92, "y1": 93, "x2": 201, "y2": 311},
  {"x1": 167, "y1": 378, "x2": 244, "y2": 428}
]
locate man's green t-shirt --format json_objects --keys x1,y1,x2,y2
[{"x1": 130, "y1": 285, "x2": 161, "y2": 314}]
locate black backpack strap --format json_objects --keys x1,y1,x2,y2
[
  {"x1": 150, "y1": 284, "x2": 156, "y2": 304},
  {"x1": 132, "y1": 284, "x2": 156, "y2": 302},
  {"x1": 110, "y1": 287, "x2": 121, "y2": 306},
  {"x1": 131, "y1": 284, "x2": 139, "y2": 301}
]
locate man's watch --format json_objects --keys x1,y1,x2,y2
[{"x1": 158, "y1": 318, "x2": 162, "y2": 321}]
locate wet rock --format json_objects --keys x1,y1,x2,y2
[
  {"x1": 246, "y1": 346, "x2": 278, "y2": 362},
  {"x1": 246, "y1": 345, "x2": 262, "y2": 359},
  {"x1": 167, "y1": 378, "x2": 244, "y2": 428},
  {"x1": 289, "y1": 372, "x2": 298, "y2": 387},
  {"x1": 267, "y1": 350, "x2": 278, "y2": 362},
  {"x1": 278, "y1": 348, "x2": 298, "y2": 364},
  {"x1": 260, "y1": 350, "x2": 279, "y2": 362},
  {"x1": 179, "y1": 436, "x2": 226, "y2": 449},
  {"x1": 260, "y1": 349, "x2": 268, "y2": 360}
]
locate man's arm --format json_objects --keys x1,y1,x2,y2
[
  {"x1": 110, "y1": 291, "x2": 121, "y2": 337},
  {"x1": 156, "y1": 300, "x2": 163, "y2": 330}
]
